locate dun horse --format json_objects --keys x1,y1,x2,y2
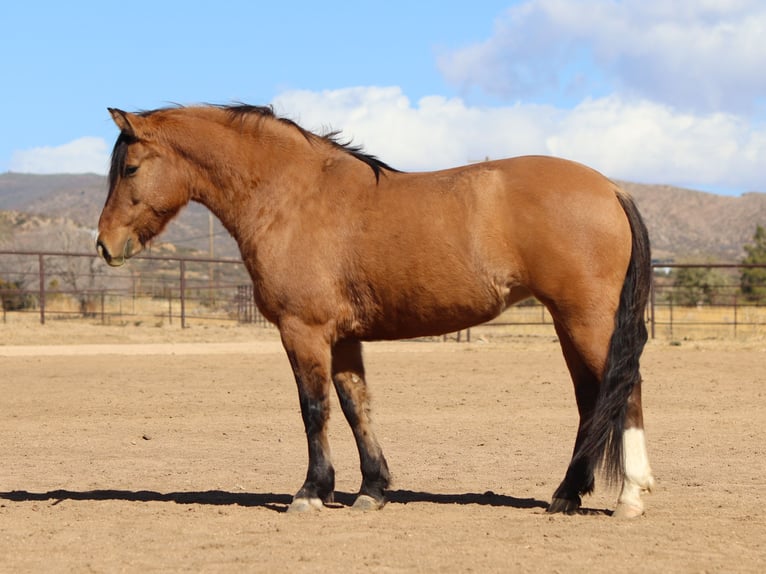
[{"x1": 97, "y1": 104, "x2": 654, "y2": 517}]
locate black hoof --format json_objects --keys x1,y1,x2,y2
[{"x1": 547, "y1": 496, "x2": 582, "y2": 514}]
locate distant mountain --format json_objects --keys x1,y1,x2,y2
[
  {"x1": 0, "y1": 173, "x2": 105, "y2": 227},
  {"x1": 1, "y1": 172, "x2": 765, "y2": 262},
  {"x1": 619, "y1": 181, "x2": 766, "y2": 261}
]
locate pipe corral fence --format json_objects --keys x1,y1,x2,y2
[{"x1": 1, "y1": 250, "x2": 765, "y2": 340}]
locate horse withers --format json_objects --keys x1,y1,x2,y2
[{"x1": 96, "y1": 104, "x2": 655, "y2": 517}]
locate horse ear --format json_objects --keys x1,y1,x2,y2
[{"x1": 108, "y1": 108, "x2": 137, "y2": 137}]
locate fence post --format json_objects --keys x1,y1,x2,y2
[
  {"x1": 180, "y1": 259, "x2": 187, "y2": 329},
  {"x1": 650, "y1": 269, "x2": 656, "y2": 339},
  {"x1": 38, "y1": 253, "x2": 46, "y2": 325},
  {"x1": 669, "y1": 295, "x2": 674, "y2": 340}
]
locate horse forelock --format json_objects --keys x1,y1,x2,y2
[{"x1": 107, "y1": 132, "x2": 133, "y2": 199}]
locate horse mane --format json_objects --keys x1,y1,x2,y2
[
  {"x1": 220, "y1": 104, "x2": 400, "y2": 182},
  {"x1": 109, "y1": 104, "x2": 399, "y2": 187}
]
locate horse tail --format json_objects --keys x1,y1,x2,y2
[{"x1": 580, "y1": 189, "x2": 652, "y2": 484}]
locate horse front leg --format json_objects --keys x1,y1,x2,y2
[
  {"x1": 280, "y1": 320, "x2": 335, "y2": 513},
  {"x1": 331, "y1": 339, "x2": 390, "y2": 510}
]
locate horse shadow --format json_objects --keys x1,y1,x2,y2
[{"x1": 0, "y1": 488, "x2": 609, "y2": 515}]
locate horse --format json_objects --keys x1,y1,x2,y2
[{"x1": 96, "y1": 104, "x2": 655, "y2": 517}]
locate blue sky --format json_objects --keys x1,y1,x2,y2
[{"x1": 2, "y1": 0, "x2": 766, "y2": 196}]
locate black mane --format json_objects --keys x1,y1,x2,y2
[
  {"x1": 109, "y1": 104, "x2": 400, "y2": 186},
  {"x1": 221, "y1": 104, "x2": 400, "y2": 182},
  {"x1": 108, "y1": 132, "x2": 132, "y2": 196}
]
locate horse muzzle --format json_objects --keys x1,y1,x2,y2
[{"x1": 96, "y1": 236, "x2": 136, "y2": 267}]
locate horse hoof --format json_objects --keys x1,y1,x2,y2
[
  {"x1": 612, "y1": 502, "x2": 644, "y2": 519},
  {"x1": 352, "y1": 494, "x2": 385, "y2": 511},
  {"x1": 287, "y1": 497, "x2": 324, "y2": 513},
  {"x1": 547, "y1": 497, "x2": 581, "y2": 514}
]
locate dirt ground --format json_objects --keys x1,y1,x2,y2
[{"x1": 1, "y1": 322, "x2": 765, "y2": 573}]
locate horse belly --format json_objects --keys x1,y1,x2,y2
[{"x1": 351, "y1": 271, "x2": 518, "y2": 341}]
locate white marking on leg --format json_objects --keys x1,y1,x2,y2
[
  {"x1": 287, "y1": 497, "x2": 324, "y2": 513},
  {"x1": 615, "y1": 427, "x2": 655, "y2": 518}
]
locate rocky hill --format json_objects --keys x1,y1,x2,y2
[
  {"x1": 619, "y1": 181, "x2": 766, "y2": 261},
  {"x1": 1, "y1": 172, "x2": 765, "y2": 262}
]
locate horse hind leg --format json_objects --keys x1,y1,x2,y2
[
  {"x1": 547, "y1": 322, "x2": 601, "y2": 514},
  {"x1": 331, "y1": 339, "x2": 391, "y2": 510},
  {"x1": 613, "y1": 381, "x2": 655, "y2": 518},
  {"x1": 549, "y1": 311, "x2": 654, "y2": 518}
]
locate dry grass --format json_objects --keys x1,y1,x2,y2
[
  {"x1": 650, "y1": 304, "x2": 766, "y2": 340},
  {"x1": 3, "y1": 297, "x2": 765, "y2": 342}
]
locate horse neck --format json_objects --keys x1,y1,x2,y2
[{"x1": 168, "y1": 115, "x2": 333, "y2": 262}]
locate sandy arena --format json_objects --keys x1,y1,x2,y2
[{"x1": 1, "y1": 322, "x2": 764, "y2": 572}]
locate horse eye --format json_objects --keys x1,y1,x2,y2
[{"x1": 125, "y1": 165, "x2": 139, "y2": 177}]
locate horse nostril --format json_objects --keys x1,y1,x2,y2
[{"x1": 96, "y1": 239, "x2": 111, "y2": 262}]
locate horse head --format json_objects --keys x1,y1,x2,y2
[{"x1": 96, "y1": 108, "x2": 191, "y2": 266}]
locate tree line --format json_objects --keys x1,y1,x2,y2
[{"x1": 671, "y1": 225, "x2": 766, "y2": 306}]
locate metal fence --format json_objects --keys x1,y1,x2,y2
[
  {"x1": 0, "y1": 250, "x2": 258, "y2": 328},
  {"x1": 1, "y1": 250, "x2": 765, "y2": 339},
  {"x1": 649, "y1": 263, "x2": 766, "y2": 339}
]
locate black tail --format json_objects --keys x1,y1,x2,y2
[{"x1": 578, "y1": 190, "x2": 651, "y2": 483}]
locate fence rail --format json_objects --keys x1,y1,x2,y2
[
  {"x1": 1, "y1": 250, "x2": 765, "y2": 339},
  {"x1": 0, "y1": 250, "x2": 254, "y2": 328}
]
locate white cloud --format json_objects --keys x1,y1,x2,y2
[
  {"x1": 9, "y1": 137, "x2": 109, "y2": 174},
  {"x1": 437, "y1": 0, "x2": 766, "y2": 115},
  {"x1": 545, "y1": 96, "x2": 759, "y2": 188},
  {"x1": 273, "y1": 87, "x2": 558, "y2": 171},
  {"x1": 274, "y1": 86, "x2": 766, "y2": 192}
]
